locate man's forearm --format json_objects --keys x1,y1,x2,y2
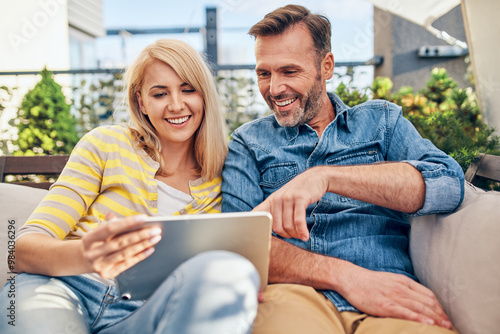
[
  {"x1": 319, "y1": 162, "x2": 425, "y2": 213},
  {"x1": 268, "y1": 236, "x2": 348, "y2": 291}
]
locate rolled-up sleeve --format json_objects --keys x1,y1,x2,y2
[{"x1": 386, "y1": 104, "x2": 465, "y2": 216}]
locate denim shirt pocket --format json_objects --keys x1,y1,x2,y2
[{"x1": 259, "y1": 162, "x2": 299, "y2": 190}]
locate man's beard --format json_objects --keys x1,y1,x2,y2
[{"x1": 269, "y1": 79, "x2": 324, "y2": 128}]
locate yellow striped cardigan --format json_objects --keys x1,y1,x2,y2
[{"x1": 18, "y1": 125, "x2": 222, "y2": 241}]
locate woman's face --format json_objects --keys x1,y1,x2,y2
[{"x1": 137, "y1": 60, "x2": 204, "y2": 148}]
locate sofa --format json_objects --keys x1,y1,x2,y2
[{"x1": 1, "y1": 181, "x2": 499, "y2": 334}]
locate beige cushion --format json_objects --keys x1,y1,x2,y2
[
  {"x1": 410, "y1": 183, "x2": 500, "y2": 334},
  {"x1": 0, "y1": 183, "x2": 47, "y2": 285}
]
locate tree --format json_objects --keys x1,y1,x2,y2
[{"x1": 15, "y1": 68, "x2": 79, "y2": 155}]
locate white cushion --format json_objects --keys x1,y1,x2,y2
[
  {"x1": 0, "y1": 183, "x2": 47, "y2": 285},
  {"x1": 410, "y1": 183, "x2": 500, "y2": 334}
]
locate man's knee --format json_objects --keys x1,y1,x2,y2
[{"x1": 253, "y1": 284, "x2": 344, "y2": 334}]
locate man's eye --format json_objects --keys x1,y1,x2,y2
[
  {"x1": 257, "y1": 72, "x2": 270, "y2": 78},
  {"x1": 284, "y1": 71, "x2": 297, "y2": 75}
]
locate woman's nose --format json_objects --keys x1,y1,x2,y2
[{"x1": 167, "y1": 93, "x2": 184, "y2": 112}]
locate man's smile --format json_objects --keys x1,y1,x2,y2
[{"x1": 274, "y1": 97, "x2": 298, "y2": 107}]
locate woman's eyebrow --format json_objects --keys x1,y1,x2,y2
[
  {"x1": 149, "y1": 85, "x2": 167, "y2": 91},
  {"x1": 149, "y1": 82, "x2": 190, "y2": 91}
]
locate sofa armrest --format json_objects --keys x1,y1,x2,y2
[
  {"x1": 409, "y1": 182, "x2": 500, "y2": 334},
  {"x1": 0, "y1": 183, "x2": 48, "y2": 286}
]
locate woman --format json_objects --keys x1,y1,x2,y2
[{"x1": 0, "y1": 39, "x2": 259, "y2": 333}]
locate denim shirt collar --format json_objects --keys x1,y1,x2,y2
[{"x1": 283, "y1": 92, "x2": 352, "y2": 141}]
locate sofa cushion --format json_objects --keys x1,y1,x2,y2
[
  {"x1": 0, "y1": 183, "x2": 48, "y2": 286},
  {"x1": 410, "y1": 183, "x2": 500, "y2": 334}
]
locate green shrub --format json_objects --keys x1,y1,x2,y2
[
  {"x1": 335, "y1": 82, "x2": 368, "y2": 107},
  {"x1": 336, "y1": 68, "x2": 500, "y2": 190},
  {"x1": 15, "y1": 68, "x2": 79, "y2": 156},
  {"x1": 366, "y1": 69, "x2": 500, "y2": 175}
]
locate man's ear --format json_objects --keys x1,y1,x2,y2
[
  {"x1": 322, "y1": 52, "x2": 334, "y2": 80},
  {"x1": 136, "y1": 91, "x2": 147, "y2": 115}
]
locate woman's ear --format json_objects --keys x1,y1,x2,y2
[{"x1": 136, "y1": 91, "x2": 147, "y2": 115}]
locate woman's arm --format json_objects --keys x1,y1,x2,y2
[{"x1": 14, "y1": 215, "x2": 162, "y2": 279}]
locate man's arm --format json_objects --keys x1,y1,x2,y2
[
  {"x1": 269, "y1": 236, "x2": 452, "y2": 328},
  {"x1": 255, "y1": 162, "x2": 425, "y2": 240}
]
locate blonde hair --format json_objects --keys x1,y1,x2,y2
[{"x1": 123, "y1": 39, "x2": 227, "y2": 181}]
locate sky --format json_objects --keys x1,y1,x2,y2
[{"x1": 96, "y1": 0, "x2": 375, "y2": 84}]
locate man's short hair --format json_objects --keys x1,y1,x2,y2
[{"x1": 248, "y1": 4, "x2": 331, "y2": 65}]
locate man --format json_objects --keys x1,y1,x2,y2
[{"x1": 222, "y1": 4, "x2": 464, "y2": 334}]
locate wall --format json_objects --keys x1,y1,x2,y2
[
  {"x1": 462, "y1": 0, "x2": 500, "y2": 133},
  {"x1": 0, "y1": 0, "x2": 70, "y2": 72},
  {"x1": 0, "y1": 0, "x2": 104, "y2": 154},
  {"x1": 374, "y1": 5, "x2": 469, "y2": 91}
]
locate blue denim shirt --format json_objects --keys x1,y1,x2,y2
[{"x1": 221, "y1": 92, "x2": 465, "y2": 312}]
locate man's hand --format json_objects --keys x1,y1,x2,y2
[
  {"x1": 338, "y1": 264, "x2": 453, "y2": 329},
  {"x1": 268, "y1": 238, "x2": 453, "y2": 329},
  {"x1": 253, "y1": 167, "x2": 328, "y2": 241}
]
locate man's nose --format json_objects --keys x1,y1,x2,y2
[{"x1": 269, "y1": 75, "x2": 286, "y2": 96}]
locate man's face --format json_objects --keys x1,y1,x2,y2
[{"x1": 254, "y1": 24, "x2": 327, "y2": 128}]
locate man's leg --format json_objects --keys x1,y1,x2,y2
[
  {"x1": 341, "y1": 311, "x2": 459, "y2": 334},
  {"x1": 252, "y1": 284, "x2": 346, "y2": 334}
]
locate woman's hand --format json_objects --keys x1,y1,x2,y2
[{"x1": 81, "y1": 213, "x2": 162, "y2": 279}]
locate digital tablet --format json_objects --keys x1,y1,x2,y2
[{"x1": 115, "y1": 211, "x2": 272, "y2": 300}]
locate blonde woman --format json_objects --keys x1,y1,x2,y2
[{"x1": 1, "y1": 39, "x2": 259, "y2": 334}]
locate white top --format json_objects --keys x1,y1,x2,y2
[{"x1": 156, "y1": 179, "x2": 193, "y2": 215}]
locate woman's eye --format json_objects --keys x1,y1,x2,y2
[
  {"x1": 183, "y1": 89, "x2": 196, "y2": 93},
  {"x1": 153, "y1": 93, "x2": 166, "y2": 98}
]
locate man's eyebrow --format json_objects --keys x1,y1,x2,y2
[{"x1": 255, "y1": 64, "x2": 300, "y2": 72}]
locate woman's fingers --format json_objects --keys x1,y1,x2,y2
[
  {"x1": 84, "y1": 225, "x2": 161, "y2": 262},
  {"x1": 83, "y1": 215, "x2": 147, "y2": 246},
  {"x1": 91, "y1": 228, "x2": 162, "y2": 278},
  {"x1": 81, "y1": 215, "x2": 164, "y2": 278},
  {"x1": 102, "y1": 247, "x2": 157, "y2": 279}
]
